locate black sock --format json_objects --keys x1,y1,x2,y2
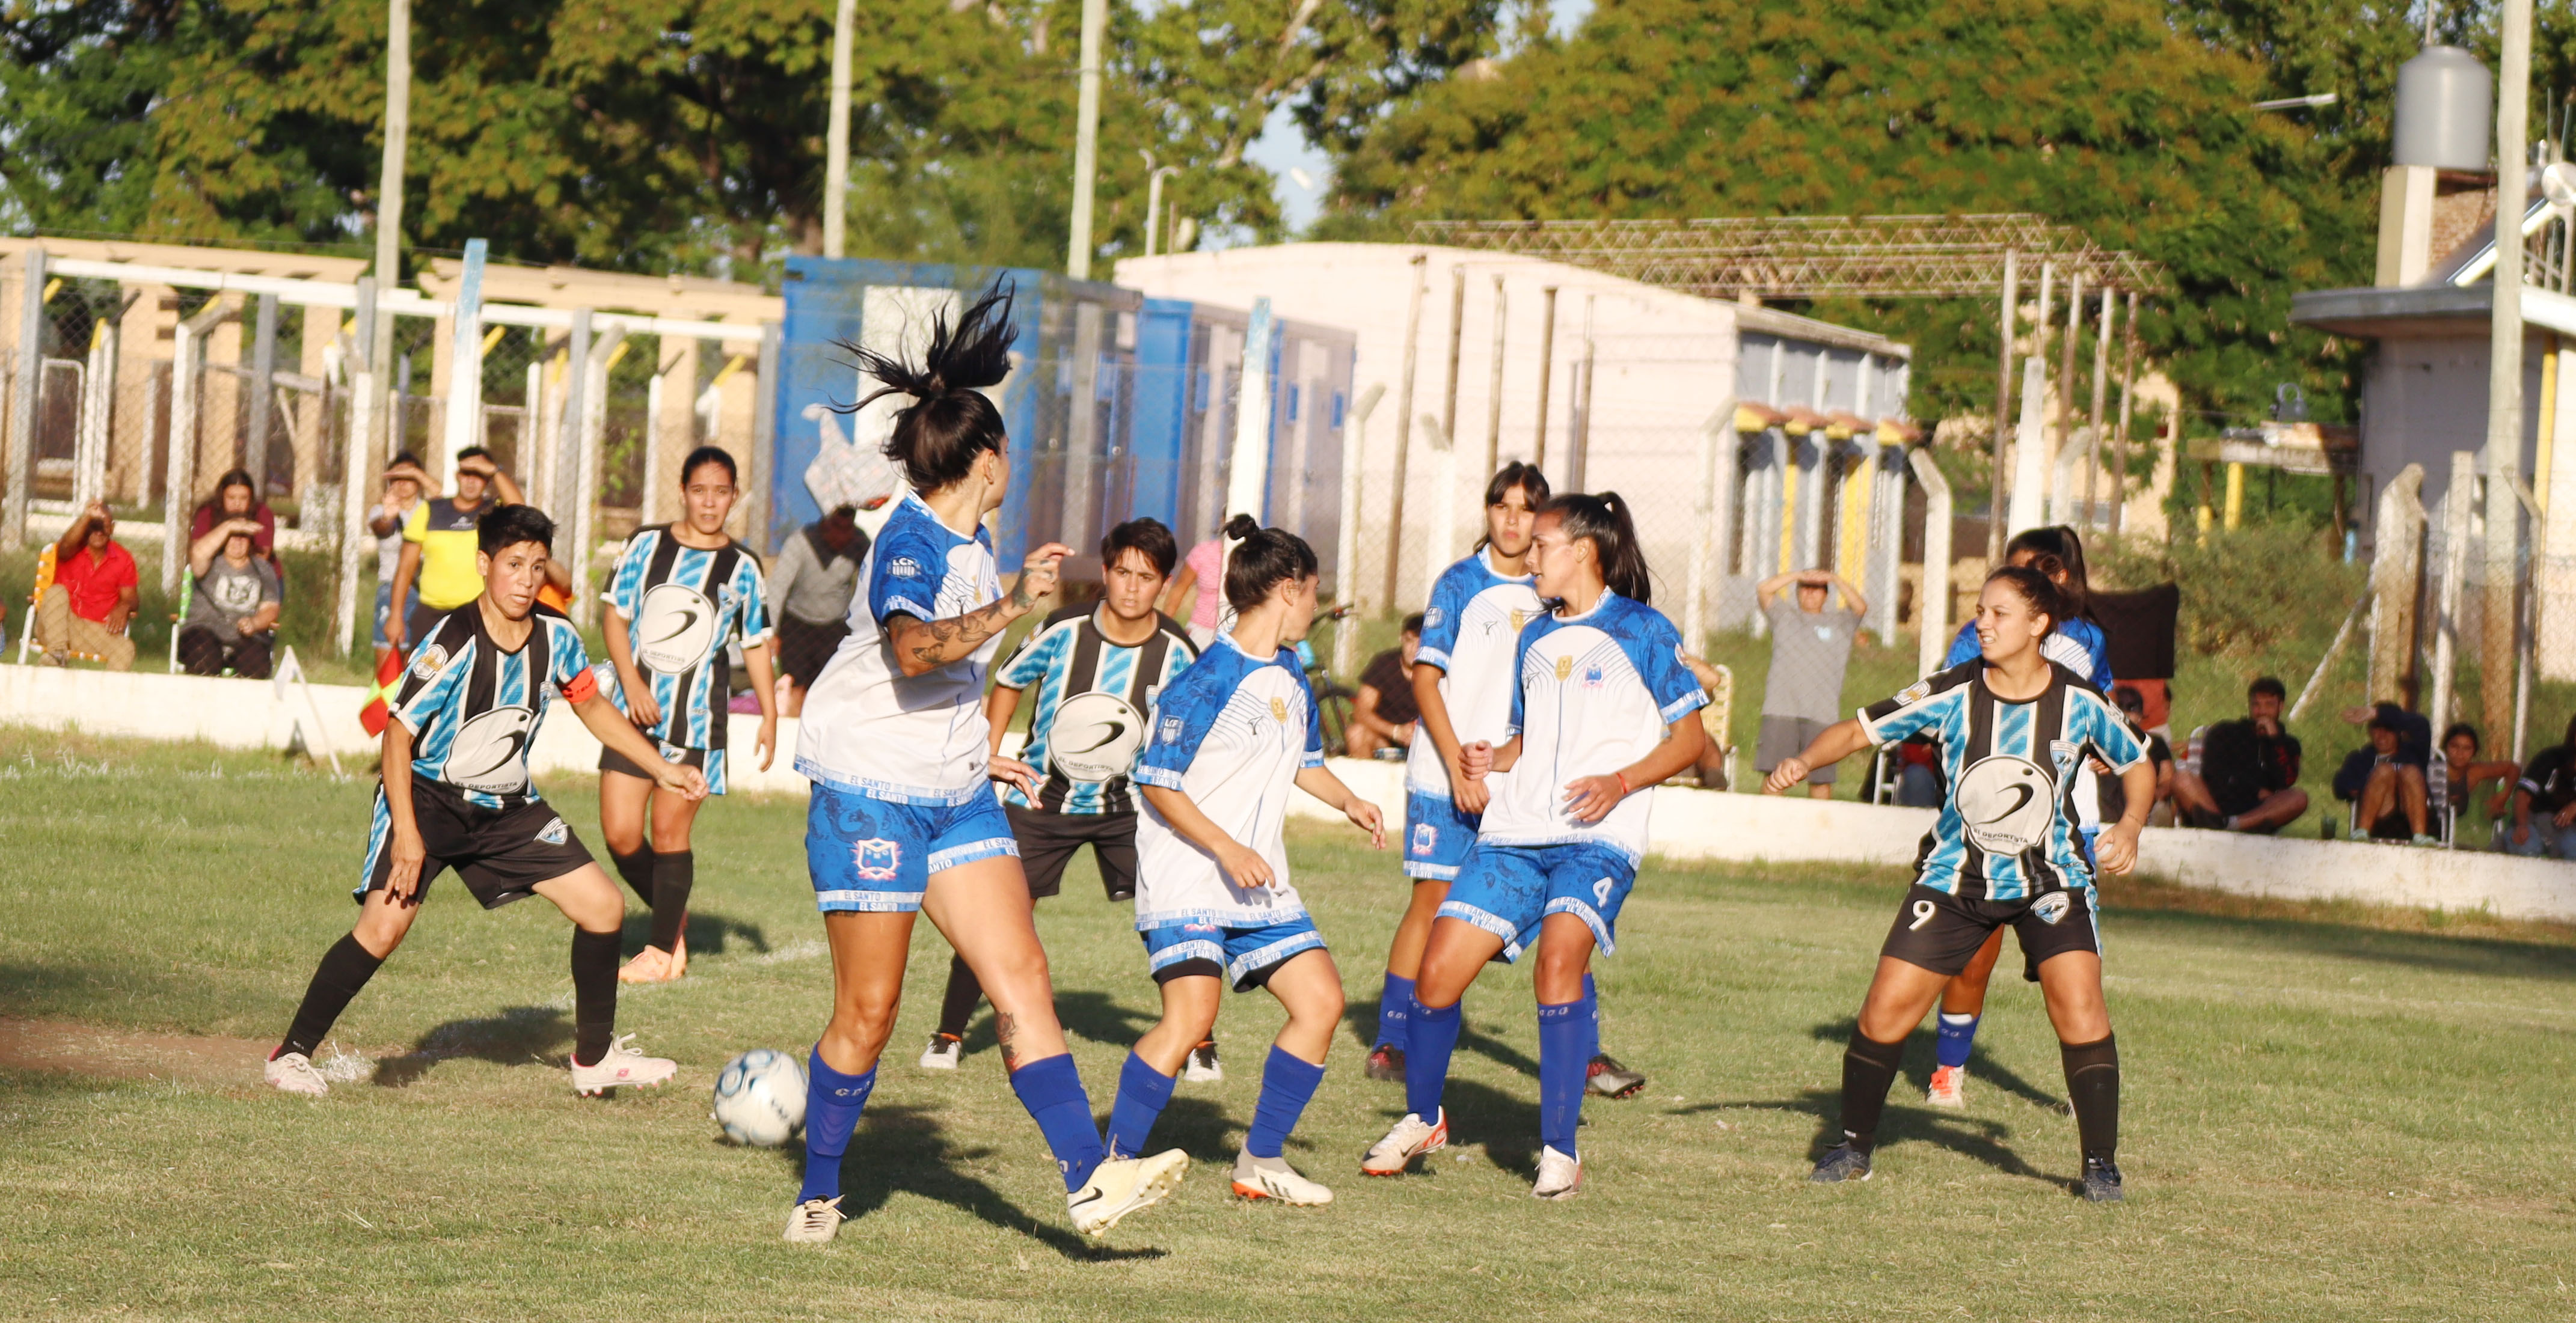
[
  {"x1": 609, "y1": 846, "x2": 657, "y2": 908},
  {"x1": 278, "y1": 933, "x2": 385, "y2": 1059},
  {"x1": 648, "y1": 850, "x2": 693, "y2": 953},
  {"x1": 2061, "y1": 1033, "x2": 2120, "y2": 1161},
  {"x1": 937, "y1": 952, "x2": 984, "y2": 1039},
  {"x1": 571, "y1": 927, "x2": 621, "y2": 1066},
  {"x1": 1836, "y1": 1031, "x2": 1909, "y2": 1152}
]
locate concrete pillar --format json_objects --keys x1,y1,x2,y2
[
  {"x1": 195, "y1": 297, "x2": 245, "y2": 504},
  {"x1": 112, "y1": 287, "x2": 176, "y2": 505},
  {"x1": 717, "y1": 343, "x2": 758, "y2": 540}
]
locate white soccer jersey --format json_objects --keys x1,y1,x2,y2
[
  {"x1": 1406, "y1": 549, "x2": 1545, "y2": 797},
  {"x1": 1479, "y1": 592, "x2": 1709, "y2": 863},
  {"x1": 1131, "y1": 635, "x2": 1326, "y2": 929},
  {"x1": 794, "y1": 491, "x2": 1005, "y2": 804}
]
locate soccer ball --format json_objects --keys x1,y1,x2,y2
[{"x1": 711, "y1": 1048, "x2": 806, "y2": 1146}]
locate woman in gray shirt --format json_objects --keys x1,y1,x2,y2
[{"x1": 182, "y1": 518, "x2": 281, "y2": 678}]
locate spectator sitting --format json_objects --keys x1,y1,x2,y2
[
  {"x1": 1676, "y1": 653, "x2": 1738, "y2": 789},
  {"x1": 2435, "y1": 723, "x2": 2521, "y2": 849},
  {"x1": 2502, "y1": 716, "x2": 2576, "y2": 858},
  {"x1": 33, "y1": 500, "x2": 139, "y2": 671},
  {"x1": 768, "y1": 501, "x2": 869, "y2": 716},
  {"x1": 1753, "y1": 566, "x2": 1865, "y2": 799},
  {"x1": 2173, "y1": 676, "x2": 2308, "y2": 833},
  {"x1": 2101, "y1": 685, "x2": 2176, "y2": 827},
  {"x1": 1347, "y1": 613, "x2": 1426, "y2": 760},
  {"x1": 189, "y1": 468, "x2": 281, "y2": 581},
  {"x1": 2331, "y1": 702, "x2": 2434, "y2": 844},
  {"x1": 180, "y1": 517, "x2": 281, "y2": 678},
  {"x1": 367, "y1": 452, "x2": 435, "y2": 667}
]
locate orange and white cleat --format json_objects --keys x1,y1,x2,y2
[
  {"x1": 1231, "y1": 1150, "x2": 1334, "y2": 1205},
  {"x1": 618, "y1": 946, "x2": 678, "y2": 984},
  {"x1": 1925, "y1": 1064, "x2": 1967, "y2": 1109},
  {"x1": 1361, "y1": 1109, "x2": 1448, "y2": 1175}
]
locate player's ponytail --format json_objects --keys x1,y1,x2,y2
[
  {"x1": 1222, "y1": 517, "x2": 1318, "y2": 612},
  {"x1": 1986, "y1": 564, "x2": 2062, "y2": 637},
  {"x1": 832, "y1": 280, "x2": 1018, "y2": 493},
  {"x1": 1541, "y1": 491, "x2": 1652, "y2": 605}
]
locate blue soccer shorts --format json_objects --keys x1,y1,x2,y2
[
  {"x1": 805, "y1": 783, "x2": 1019, "y2": 912},
  {"x1": 1402, "y1": 790, "x2": 1481, "y2": 882},
  {"x1": 1437, "y1": 840, "x2": 1637, "y2": 962},
  {"x1": 1139, "y1": 914, "x2": 1328, "y2": 992}
]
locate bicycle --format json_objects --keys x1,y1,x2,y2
[{"x1": 1304, "y1": 602, "x2": 1361, "y2": 756}]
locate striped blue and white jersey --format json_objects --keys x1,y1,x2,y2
[
  {"x1": 996, "y1": 604, "x2": 1196, "y2": 814},
  {"x1": 795, "y1": 490, "x2": 1004, "y2": 804},
  {"x1": 389, "y1": 605, "x2": 597, "y2": 810},
  {"x1": 1406, "y1": 550, "x2": 1544, "y2": 797},
  {"x1": 1857, "y1": 660, "x2": 2147, "y2": 900},
  {"x1": 597, "y1": 527, "x2": 770, "y2": 751},
  {"x1": 1132, "y1": 635, "x2": 1325, "y2": 929},
  {"x1": 1482, "y1": 591, "x2": 1708, "y2": 863}
]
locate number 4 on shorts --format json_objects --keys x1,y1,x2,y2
[{"x1": 1593, "y1": 876, "x2": 1615, "y2": 906}]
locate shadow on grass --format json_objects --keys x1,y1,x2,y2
[
  {"x1": 619, "y1": 909, "x2": 768, "y2": 961},
  {"x1": 2105, "y1": 903, "x2": 2576, "y2": 983},
  {"x1": 773, "y1": 1102, "x2": 1168, "y2": 1261},
  {"x1": 1677, "y1": 1085, "x2": 2074, "y2": 1193},
  {"x1": 1803, "y1": 1016, "x2": 2065, "y2": 1113},
  {"x1": 371, "y1": 1005, "x2": 570, "y2": 1088}
]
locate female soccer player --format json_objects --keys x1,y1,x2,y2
[
  {"x1": 1101, "y1": 518, "x2": 1384, "y2": 1207},
  {"x1": 595, "y1": 445, "x2": 778, "y2": 983},
  {"x1": 783, "y1": 284, "x2": 1186, "y2": 1244},
  {"x1": 264, "y1": 504, "x2": 703, "y2": 1099},
  {"x1": 1361, "y1": 493, "x2": 1708, "y2": 1199},
  {"x1": 1768, "y1": 566, "x2": 2151, "y2": 1201}
]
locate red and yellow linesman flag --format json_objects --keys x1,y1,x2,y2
[{"x1": 359, "y1": 645, "x2": 407, "y2": 737}]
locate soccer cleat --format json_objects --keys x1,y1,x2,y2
[
  {"x1": 265, "y1": 1050, "x2": 329, "y2": 1096},
  {"x1": 1586, "y1": 1052, "x2": 1647, "y2": 1099},
  {"x1": 570, "y1": 1034, "x2": 678, "y2": 1095},
  {"x1": 1069, "y1": 1149, "x2": 1190, "y2": 1235},
  {"x1": 1532, "y1": 1145, "x2": 1584, "y2": 1200},
  {"x1": 1364, "y1": 1043, "x2": 1406, "y2": 1082},
  {"x1": 783, "y1": 1196, "x2": 845, "y2": 1244},
  {"x1": 918, "y1": 1033, "x2": 963, "y2": 1071},
  {"x1": 2082, "y1": 1155, "x2": 2125, "y2": 1203},
  {"x1": 1361, "y1": 1110, "x2": 1449, "y2": 1175},
  {"x1": 618, "y1": 946, "x2": 678, "y2": 983},
  {"x1": 1231, "y1": 1152, "x2": 1334, "y2": 1206},
  {"x1": 1809, "y1": 1142, "x2": 1874, "y2": 1184},
  {"x1": 1924, "y1": 1064, "x2": 1967, "y2": 1109},
  {"x1": 1183, "y1": 1040, "x2": 1223, "y2": 1083}
]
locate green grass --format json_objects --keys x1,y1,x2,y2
[{"x1": 3, "y1": 728, "x2": 2575, "y2": 1321}]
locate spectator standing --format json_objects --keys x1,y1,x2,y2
[
  {"x1": 367, "y1": 453, "x2": 435, "y2": 667},
  {"x1": 180, "y1": 518, "x2": 281, "y2": 677},
  {"x1": 189, "y1": 469, "x2": 281, "y2": 581},
  {"x1": 2173, "y1": 676, "x2": 2308, "y2": 833},
  {"x1": 768, "y1": 502, "x2": 869, "y2": 716},
  {"x1": 385, "y1": 447, "x2": 526, "y2": 651},
  {"x1": 34, "y1": 500, "x2": 138, "y2": 671},
  {"x1": 2503, "y1": 716, "x2": 2576, "y2": 858},
  {"x1": 1347, "y1": 613, "x2": 1426, "y2": 760},
  {"x1": 1753, "y1": 567, "x2": 1865, "y2": 799},
  {"x1": 1159, "y1": 530, "x2": 1228, "y2": 649}
]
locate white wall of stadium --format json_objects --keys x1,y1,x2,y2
[{"x1": 12, "y1": 666, "x2": 2574, "y2": 926}]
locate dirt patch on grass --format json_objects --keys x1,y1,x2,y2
[{"x1": 0, "y1": 1017, "x2": 271, "y2": 1086}]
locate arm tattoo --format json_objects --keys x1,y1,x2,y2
[
  {"x1": 894, "y1": 594, "x2": 1016, "y2": 668},
  {"x1": 995, "y1": 1010, "x2": 1020, "y2": 1071}
]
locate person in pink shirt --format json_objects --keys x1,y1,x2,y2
[{"x1": 1158, "y1": 533, "x2": 1228, "y2": 649}]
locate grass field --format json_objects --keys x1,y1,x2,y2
[{"x1": 4, "y1": 727, "x2": 2575, "y2": 1321}]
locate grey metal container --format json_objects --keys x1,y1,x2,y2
[{"x1": 2393, "y1": 45, "x2": 2493, "y2": 171}]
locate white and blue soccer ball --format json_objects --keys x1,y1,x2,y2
[{"x1": 711, "y1": 1048, "x2": 806, "y2": 1147}]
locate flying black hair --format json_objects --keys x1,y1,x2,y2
[
  {"x1": 832, "y1": 280, "x2": 1019, "y2": 493},
  {"x1": 1538, "y1": 491, "x2": 1652, "y2": 605},
  {"x1": 1472, "y1": 460, "x2": 1552, "y2": 552},
  {"x1": 1220, "y1": 512, "x2": 1319, "y2": 613},
  {"x1": 681, "y1": 445, "x2": 737, "y2": 485},
  {"x1": 477, "y1": 503, "x2": 556, "y2": 555}
]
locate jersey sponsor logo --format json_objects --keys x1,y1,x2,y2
[
  {"x1": 1047, "y1": 691, "x2": 1145, "y2": 782},
  {"x1": 443, "y1": 706, "x2": 538, "y2": 795},
  {"x1": 536, "y1": 816, "x2": 568, "y2": 846},
  {"x1": 411, "y1": 643, "x2": 450, "y2": 681},
  {"x1": 1955, "y1": 754, "x2": 2053, "y2": 854},
  {"x1": 1423, "y1": 605, "x2": 1445, "y2": 629},
  {"x1": 886, "y1": 556, "x2": 922, "y2": 578},
  {"x1": 851, "y1": 838, "x2": 903, "y2": 882},
  {"x1": 635, "y1": 582, "x2": 718, "y2": 672},
  {"x1": 2031, "y1": 891, "x2": 2073, "y2": 926},
  {"x1": 1411, "y1": 822, "x2": 1438, "y2": 856},
  {"x1": 1159, "y1": 715, "x2": 1185, "y2": 745}
]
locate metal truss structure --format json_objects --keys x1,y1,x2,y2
[{"x1": 1409, "y1": 215, "x2": 2161, "y2": 298}]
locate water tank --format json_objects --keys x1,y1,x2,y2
[{"x1": 2393, "y1": 45, "x2": 2492, "y2": 170}]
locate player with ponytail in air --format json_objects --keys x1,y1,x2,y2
[
  {"x1": 1360, "y1": 493, "x2": 1708, "y2": 1200},
  {"x1": 1768, "y1": 565, "x2": 2150, "y2": 1201},
  {"x1": 782, "y1": 283, "x2": 1186, "y2": 1244}
]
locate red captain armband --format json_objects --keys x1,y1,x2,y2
[{"x1": 562, "y1": 667, "x2": 600, "y2": 705}]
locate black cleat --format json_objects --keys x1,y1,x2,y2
[
  {"x1": 1586, "y1": 1052, "x2": 1647, "y2": 1099},
  {"x1": 1364, "y1": 1043, "x2": 1406, "y2": 1081},
  {"x1": 2081, "y1": 1155, "x2": 2124, "y2": 1202},
  {"x1": 1810, "y1": 1143, "x2": 1874, "y2": 1184}
]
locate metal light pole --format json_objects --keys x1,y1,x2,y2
[
  {"x1": 823, "y1": 0, "x2": 856, "y2": 258},
  {"x1": 1144, "y1": 163, "x2": 1179, "y2": 258},
  {"x1": 1067, "y1": 0, "x2": 1109, "y2": 280},
  {"x1": 371, "y1": 0, "x2": 411, "y2": 472}
]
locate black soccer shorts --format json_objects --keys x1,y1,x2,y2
[
  {"x1": 1006, "y1": 803, "x2": 1138, "y2": 901},
  {"x1": 358, "y1": 777, "x2": 598, "y2": 910},
  {"x1": 1878, "y1": 882, "x2": 2102, "y2": 977}
]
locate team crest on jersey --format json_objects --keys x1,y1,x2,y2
[
  {"x1": 1411, "y1": 822, "x2": 1438, "y2": 856},
  {"x1": 1895, "y1": 679, "x2": 1932, "y2": 706},
  {"x1": 1510, "y1": 608, "x2": 1529, "y2": 631},
  {"x1": 536, "y1": 816, "x2": 568, "y2": 846},
  {"x1": 2031, "y1": 891, "x2": 2073, "y2": 925},
  {"x1": 1159, "y1": 716, "x2": 1185, "y2": 744},
  {"x1": 1554, "y1": 655, "x2": 1574, "y2": 681},
  {"x1": 1269, "y1": 697, "x2": 1290, "y2": 724},
  {"x1": 660, "y1": 741, "x2": 685, "y2": 762},
  {"x1": 851, "y1": 839, "x2": 903, "y2": 882},
  {"x1": 411, "y1": 644, "x2": 450, "y2": 680},
  {"x1": 887, "y1": 556, "x2": 922, "y2": 578},
  {"x1": 2048, "y1": 739, "x2": 2081, "y2": 771},
  {"x1": 1423, "y1": 606, "x2": 1445, "y2": 629},
  {"x1": 1955, "y1": 754, "x2": 2053, "y2": 854},
  {"x1": 1581, "y1": 664, "x2": 1606, "y2": 688}
]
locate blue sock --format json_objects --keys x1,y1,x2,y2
[
  {"x1": 1245, "y1": 1045, "x2": 1327, "y2": 1159},
  {"x1": 1581, "y1": 973, "x2": 1602, "y2": 1060},
  {"x1": 1376, "y1": 974, "x2": 1415, "y2": 1051},
  {"x1": 1936, "y1": 1013, "x2": 1980, "y2": 1069},
  {"x1": 1010, "y1": 1053, "x2": 1106, "y2": 1192},
  {"x1": 1538, "y1": 997, "x2": 1587, "y2": 1157},
  {"x1": 797, "y1": 1050, "x2": 876, "y2": 1203},
  {"x1": 1404, "y1": 996, "x2": 1462, "y2": 1121},
  {"x1": 1104, "y1": 1051, "x2": 1176, "y2": 1161}
]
